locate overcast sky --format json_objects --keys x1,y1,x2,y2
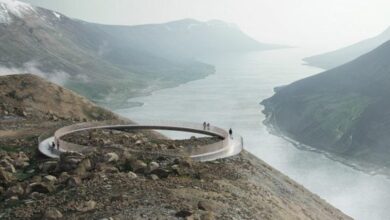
[{"x1": 22, "y1": 0, "x2": 390, "y2": 52}]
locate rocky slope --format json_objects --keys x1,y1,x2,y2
[
  {"x1": 0, "y1": 74, "x2": 117, "y2": 122},
  {"x1": 0, "y1": 75, "x2": 351, "y2": 219},
  {"x1": 262, "y1": 39, "x2": 390, "y2": 175},
  {"x1": 304, "y1": 26, "x2": 390, "y2": 69}
]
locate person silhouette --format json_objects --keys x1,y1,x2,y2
[
  {"x1": 207, "y1": 123, "x2": 210, "y2": 130},
  {"x1": 56, "y1": 139, "x2": 60, "y2": 150},
  {"x1": 50, "y1": 141, "x2": 55, "y2": 151},
  {"x1": 203, "y1": 121, "x2": 207, "y2": 130},
  {"x1": 229, "y1": 128, "x2": 233, "y2": 138}
]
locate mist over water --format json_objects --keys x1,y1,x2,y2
[{"x1": 115, "y1": 48, "x2": 390, "y2": 220}]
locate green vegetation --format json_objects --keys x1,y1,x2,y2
[{"x1": 301, "y1": 93, "x2": 372, "y2": 142}]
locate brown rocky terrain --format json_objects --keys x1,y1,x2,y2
[{"x1": 0, "y1": 74, "x2": 351, "y2": 219}]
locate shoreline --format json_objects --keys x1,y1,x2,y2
[
  {"x1": 261, "y1": 110, "x2": 390, "y2": 180},
  {"x1": 112, "y1": 69, "x2": 216, "y2": 112}
]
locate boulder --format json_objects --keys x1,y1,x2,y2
[
  {"x1": 12, "y1": 152, "x2": 30, "y2": 168},
  {"x1": 198, "y1": 201, "x2": 215, "y2": 212},
  {"x1": 5, "y1": 183, "x2": 24, "y2": 197},
  {"x1": 40, "y1": 161, "x2": 58, "y2": 173},
  {"x1": 150, "y1": 174, "x2": 159, "y2": 180},
  {"x1": 122, "y1": 151, "x2": 133, "y2": 161},
  {"x1": 76, "y1": 200, "x2": 97, "y2": 212},
  {"x1": 127, "y1": 171, "x2": 137, "y2": 179},
  {"x1": 96, "y1": 163, "x2": 119, "y2": 173},
  {"x1": 29, "y1": 192, "x2": 45, "y2": 200},
  {"x1": 105, "y1": 152, "x2": 119, "y2": 163},
  {"x1": 180, "y1": 158, "x2": 193, "y2": 168},
  {"x1": 66, "y1": 176, "x2": 82, "y2": 187},
  {"x1": 131, "y1": 160, "x2": 147, "y2": 173},
  {"x1": 12, "y1": 159, "x2": 29, "y2": 169},
  {"x1": 0, "y1": 159, "x2": 16, "y2": 173},
  {"x1": 16, "y1": 152, "x2": 29, "y2": 162},
  {"x1": 27, "y1": 182, "x2": 55, "y2": 194},
  {"x1": 171, "y1": 164, "x2": 179, "y2": 170},
  {"x1": 43, "y1": 207, "x2": 63, "y2": 220},
  {"x1": 148, "y1": 161, "x2": 159, "y2": 172},
  {"x1": 74, "y1": 158, "x2": 92, "y2": 176},
  {"x1": 9, "y1": 195, "x2": 19, "y2": 202},
  {"x1": 175, "y1": 210, "x2": 193, "y2": 218},
  {"x1": 103, "y1": 166, "x2": 119, "y2": 173},
  {"x1": 151, "y1": 169, "x2": 170, "y2": 179},
  {"x1": 0, "y1": 168, "x2": 15, "y2": 184},
  {"x1": 58, "y1": 152, "x2": 84, "y2": 171},
  {"x1": 43, "y1": 175, "x2": 58, "y2": 183},
  {"x1": 201, "y1": 212, "x2": 216, "y2": 220},
  {"x1": 58, "y1": 172, "x2": 70, "y2": 183}
]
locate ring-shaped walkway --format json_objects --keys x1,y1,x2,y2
[{"x1": 38, "y1": 120, "x2": 243, "y2": 162}]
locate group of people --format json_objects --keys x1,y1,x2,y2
[
  {"x1": 203, "y1": 121, "x2": 210, "y2": 130},
  {"x1": 203, "y1": 121, "x2": 233, "y2": 138}
]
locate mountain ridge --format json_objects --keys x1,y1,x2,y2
[
  {"x1": 262, "y1": 39, "x2": 390, "y2": 175},
  {"x1": 304, "y1": 26, "x2": 390, "y2": 69},
  {"x1": 0, "y1": 0, "x2": 281, "y2": 108}
]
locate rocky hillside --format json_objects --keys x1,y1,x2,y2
[
  {"x1": 304, "y1": 26, "x2": 390, "y2": 69},
  {"x1": 262, "y1": 39, "x2": 390, "y2": 175},
  {"x1": 0, "y1": 74, "x2": 117, "y2": 122},
  {"x1": 0, "y1": 75, "x2": 351, "y2": 219}
]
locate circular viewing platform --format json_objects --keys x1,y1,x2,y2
[{"x1": 38, "y1": 120, "x2": 243, "y2": 162}]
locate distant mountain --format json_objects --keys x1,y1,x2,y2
[
  {"x1": 0, "y1": 0, "x2": 213, "y2": 107},
  {"x1": 0, "y1": 1, "x2": 280, "y2": 107},
  {"x1": 97, "y1": 19, "x2": 284, "y2": 60},
  {"x1": 304, "y1": 26, "x2": 390, "y2": 69},
  {"x1": 262, "y1": 40, "x2": 390, "y2": 174}
]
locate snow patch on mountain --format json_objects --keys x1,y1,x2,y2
[
  {"x1": 0, "y1": 3, "x2": 11, "y2": 23},
  {"x1": 52, "y1": 11, "x2": 61, "y2": 20},
  {"x1": 0, "y1": 0, "x2": 35, "y2": 23}
]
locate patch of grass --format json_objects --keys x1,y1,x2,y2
[
  {"x1": 0, "y1": 145, "x2": 22, "y2": 153},
  {"x1": 300, "y1": 93, "x2": 374, "y2": 143}
]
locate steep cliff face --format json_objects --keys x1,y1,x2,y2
[
  {"x1": 0, "y1": 74, "x2": 350, "y2": 219},
  {"x1": 262, "y1": 40, "x2": 390, "y2": 173}
]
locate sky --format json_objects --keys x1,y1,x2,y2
[{"x1": 22, "y1": 0, "x2": 390, "y2": 52}]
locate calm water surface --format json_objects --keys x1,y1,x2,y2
[{"x1": 116, "y1": 48, "x2": 390, "y2": 220}]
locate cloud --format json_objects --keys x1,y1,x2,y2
[{"x1": 0, "y1": 61, "x2": 71, "y2": 85}]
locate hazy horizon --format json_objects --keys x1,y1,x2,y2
[{"x1": 21, "y1": 0, "x2": 390, "y2": 52}]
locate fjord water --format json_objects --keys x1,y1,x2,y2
[{"x1": 115, "y1": 48, "x2": 390, "y2": 220}]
